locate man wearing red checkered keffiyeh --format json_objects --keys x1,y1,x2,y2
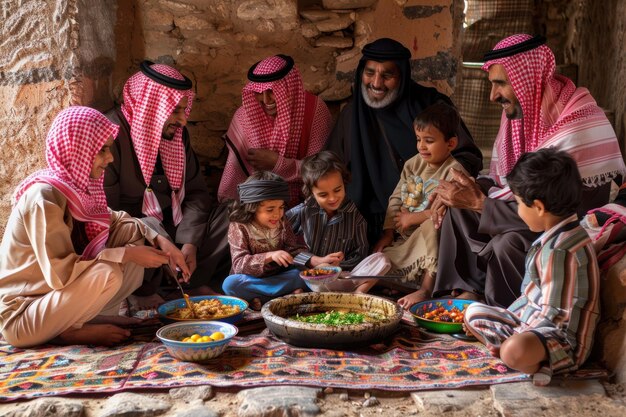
[
  {"x1": 218, "y1": 54, "x2": 333, "y2": 208},
  {"x1": 430, "y1": 34, "x2": 625, "y2": 308},
  {"x1": 105, "y1": 62, "x2": 231, "y2": 308},
  {"x1": 0, "y1": 106, "x2": 187, "y2": 347}
]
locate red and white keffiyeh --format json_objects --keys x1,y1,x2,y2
[
  {"x1": 241, "y1": 55, "x2": 306, "y2": 159},
  {"x1": 12, "y1": 106, "x2": 119, "y2": 259},
  {"x1": 121, "y1": 63, "x2": 194, "y2": 225},
  {"x1": 483, "y1": 34, "x2": 625, "y2": 200}
]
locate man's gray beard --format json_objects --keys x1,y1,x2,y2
[{"x1": 361, "y1": 83, "x2": 400, "y2": 109}]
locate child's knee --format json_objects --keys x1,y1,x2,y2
[
  {"x1": 500, "y1": 333, "x2": 543, "y2": 371},
  {"x1": 222, "y1": 275, "x2": 243, "y2": 295},
  {"x1": 499, "y1": 337, "x2": 526, "y2": 369}
]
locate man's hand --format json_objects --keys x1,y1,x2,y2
[
  {"x1": 430, "y1": 168, "x2": 485, "y2": 228},
  {"x1": 247, "y1": 148, "x2": 279, "y2": 171},
  {"x1": 123, "y1": 246, "x2": 170, "y2": 268},
  {"x1": 180, "y1": 243, "x2": 198, "y2": 276},
  {"x1": 266, "y1": 250, "x2": 293, "y2": 267},
  {"x1": 155, "y1": 235, "x2": 191, "y2": 282}
]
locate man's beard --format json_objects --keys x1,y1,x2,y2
[
  {"x1": 162, "y1": 124, "x2": 181, "y2": 140},
  {"x1": 496, "y1": 98, "x2": 523, "y2": 120},
  {"x1": 361, "y1": 83, "x2": 400, "y2": 109}
]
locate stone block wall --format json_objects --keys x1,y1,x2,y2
[
  {"x1": 566, "y1": 0, "x2": 626, "y2": 155},
  {"x1": 597, "y1": 257, "x2": 626, "y2": 384},
  {"x1": 0, "y1": 0, "x2": 119, "y2": 236}
]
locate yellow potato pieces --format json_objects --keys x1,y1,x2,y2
[{"x1": 181, "y1": 332, "x2": 223, "y2": 343}]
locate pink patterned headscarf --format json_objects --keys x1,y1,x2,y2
[
  {"x1": 12, "y1": 106, "x2": 119, "y2": 259},
  {"x1": 241, "y1": 55, "x2": 306, "y2": 159},
  {"x1": 483, "y1": 34, "x2": 624, "y2": 199},
  {"x1": 121, "y1": 63, "x2": 194, "y2": 225}
]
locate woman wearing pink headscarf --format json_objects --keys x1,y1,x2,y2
[
  {"x1": 219, "y1": 54, "x2": 333, "y2": 208},
  {"x1": 0, "y1": 106, "x2": 186, "y2": 348}
]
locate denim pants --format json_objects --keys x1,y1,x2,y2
[{"x1": 222, "y1": 267, "x2": 308, "y2": 303}]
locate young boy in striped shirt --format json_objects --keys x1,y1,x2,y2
[
  {"x1": 463, "y1": 148, "x2": 600, "y2": 386},
  {"x1": 287, "y1": 151, "x2": 382, "y2": 292}
]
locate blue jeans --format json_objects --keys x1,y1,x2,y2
[{"x1": 222, "y1": 267, "x2": 308, "y2": 303}]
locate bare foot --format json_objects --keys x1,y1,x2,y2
[
  {"x1": 397, "y1": 289, "x2": 430, "y2": 309},
  {"x1": 127, "y1": 293, "x2": 164, "y2": 312},
  {"x1": 452, "y1": 290, "x2": 482, "y2": 302},
  {"x1": 52, "y1": 324, "x2": 131, "y2": 346},
  {"x1": 186, "y1": 285, "x2": 220, "y2": 296},
  {"x1": 291, "y1": 288, "x2": 304, "y2": 294},
  {"x1": 250, "y1": 298, "x2": 263, "y2": 311},
  {"x1": 488, "y1": 344, "x2": 501, "y2": 358},
  {"x1": 532, "y1": 366, "x2": 553, "y2": 386},
  {"x1": 381, "y1": 288, "x2": 401, "y2": 297},
  {"x1": 87, "y1": 314, "x2": 160, "y2": 328},
  {"x1": 87, "y1": 315, "x2": 144, "y2": 327},
  {"x1": 354, "y1": 279, "x2": 377, "y2": 294}
]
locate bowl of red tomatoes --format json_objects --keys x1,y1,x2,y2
[{"x1": 409, "y1": 299, "x2": 476, "y2": 333}]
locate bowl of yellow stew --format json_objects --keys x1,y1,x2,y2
[
  {"x1": 157, "y1": 295, "x2": 248, "y2": 324},
  {"x1": 156, "y1": 321, "x2": 238, "y2": 363}
]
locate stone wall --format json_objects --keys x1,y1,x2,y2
[
  {"x1": 1, "y1": 0, "x2": 80, "y2": 233},
  {"x1": 566, "y1": 0, "x2": 626, "y2": 154},
  {"x1": 565, "y1": 0, "x2": 626, "y2": 384},
  {"x1": 0, "y1": 0, "x2": 464, "y2": 235},
  {"x1": 0, "y1": 0, "x2": 117, "y2": 235}
]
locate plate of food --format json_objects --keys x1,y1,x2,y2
[
  {"x1": 158, "y1": 295, "x2": 248, "y2": 324},
  {"x1": 409, "y1": 299, "x2": 476, "y2": 334}
]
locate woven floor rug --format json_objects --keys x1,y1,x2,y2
[{"x1": 0, "y1": 313, "x2": 603, "y2": 402}]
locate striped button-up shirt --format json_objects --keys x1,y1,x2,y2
[
  {"x1": 286, "y1": 197, "x2": 368, "y2": 270},
  {"x1": 509, "y1": 214, "x2": 600, "y2": 366}
]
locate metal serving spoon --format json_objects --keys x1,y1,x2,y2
[
  {"x1": 336, "y1": 271, "x2": 405, "y2": 281},
  {"x1": 167, "y1": 266, "x2": 196, "y2": 318}
]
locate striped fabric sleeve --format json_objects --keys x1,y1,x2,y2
[
  {"x1": 524, "y1": 248, "x2": 569, "y2": 328},
  {"x1": 294, "y1": 252, "x2": 313, "y2": 267}
]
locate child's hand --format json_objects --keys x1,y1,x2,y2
[
  {"x1": 267, "y1": 250, "x2": 294, "y2": 267},
  {"x1": 394, "y1": 208, "x2": 429, "y2": 232},
  {"x1": 462, "y1": 322, "x2": 472, "y2": 337},
  {"x1": 313, "y1": 252, "x2": 344, "y2": 266}
]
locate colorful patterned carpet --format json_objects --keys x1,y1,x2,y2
[
  {"x1": 0, "y1": 312, "x2": 542, "y2": 402},
  {"x1": 3, "y1": 307, "x2": 606, "y2": 403}
]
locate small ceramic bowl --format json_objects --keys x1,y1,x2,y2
[
  {"x1": 409, "y1": 299, "x2": 477, "y2": 334},
  {"x1": 299, "y1": 266, "x2": 348, "y2": 292},
  {"x1": 156, "y1": 321, "x2": 238, "y2": 363},
  {"x1": 158, "y1": 295, "x2": 248, "y2": 324}
]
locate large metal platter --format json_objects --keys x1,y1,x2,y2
[{"x1": 261, "y1": 292, "x2": 403, "y2": 349}]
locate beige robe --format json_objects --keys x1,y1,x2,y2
[
  {"x1": 0, "y1": 183, "x2": 159, "y2": 347},
  {"x1": 382, "y1": 155, "x2": 467, "y2": 283}
]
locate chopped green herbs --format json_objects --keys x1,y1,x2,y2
[{"x1": 291, "y1": 310, "x2": 379, "y2": 326}]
